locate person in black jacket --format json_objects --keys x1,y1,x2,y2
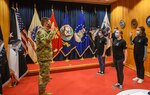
[
  {"x1": 112, "y1": 30, "x2": 127, "y2": 90},
  {"x1": 95, "y1": 29, "x2": 107, "y2": 75},
  {"x1": 130, "y1": 26, "x2": 148, "y2": 84}
]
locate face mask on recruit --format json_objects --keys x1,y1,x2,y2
[
  {"x1": 136, "y1": 30, "x2": 140, "y2": 35},
  {"x1": 98, "y1": 32, "x2": 103, "y2": 37},
  {"x1": 114, "y1": 29, "x2": 117, "y2": 33},
  {"x1": 115, "y1": 33, "x2": 120, "y2": 38}
]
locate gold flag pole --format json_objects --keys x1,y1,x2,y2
[
  {"x1": 64, "y1": 5, "x2": 69, "y2": 62},
  {"x1": 51, "y1": 4, "x2": 54, "y2": 63},
  {"x1": 92, "y1": 8, "x2": 97, "y2": 59},
  {"x1": 80, "y1": 6, "x2": 84, "y2": 61}
]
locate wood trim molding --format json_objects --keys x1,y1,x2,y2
[{"x1": 126, "y1": 64, "x2": 150, "y2": 77}]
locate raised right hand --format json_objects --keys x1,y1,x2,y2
[{"x1": 51, "y1": 22, "x2": 54, "y2": 31}]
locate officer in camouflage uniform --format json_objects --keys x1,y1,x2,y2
[{"x1": 36, "y1": 17, "x2": 56, "y2": 95}]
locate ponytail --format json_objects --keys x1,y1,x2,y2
[{"x1": 139, "y1": 26, "x2": 146, "y2": 37}]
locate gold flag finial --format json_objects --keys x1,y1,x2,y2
[
  {"x1": 34, "y1": 4, "x2": 36, "y2": 8},
  {"x1": 51, "y1": 5, "x2": 54, "y2": 12},
  {"x1": 16, "y1": 3, "x2": 18, "y2": 11},
  {"x1": 11, "y1": 2, "x2": 16, "y2": 11},
  {"x1": 81, "y1": 6, "x2": 83, "y2": 13},
  {"x1": 65, "y1": 5, "x2": 67, "y2": 12},
  {"x1": 94, "y1": 7, "x2": 96, "y2": 14},
  {"x1": 16, "y1": 3, "x2": 18, "y2": 8},
  {"x1": 12, "y1": 2, "x2": 14, "y2": 8},
  {"x1": 106, "y1": 8, "x2": 107, "y2": 12}
]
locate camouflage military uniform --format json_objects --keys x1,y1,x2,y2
[{"x1": 36, "y1": 27, "x2": 56, "y2": 95}]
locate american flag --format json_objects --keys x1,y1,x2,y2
[{"x1": 15, "y1": 11, "x2": 28, "y2": 54}]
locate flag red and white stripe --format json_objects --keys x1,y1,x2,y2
[
  {"x1": 28, "y1": 7, "x2": 41, "y2": 63},
  {"x1": 16, "y1": 11, "x2": 28, "y2": 54}
]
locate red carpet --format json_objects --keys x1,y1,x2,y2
[{"x1": 3, "y1": 66, "x2": 150, "y2": 95}]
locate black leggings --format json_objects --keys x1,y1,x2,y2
[
  {"x1": 134, "y1": 54, "x2": 145, "y2": 79},
  {"x1": 114, "y1": 59, "x2": 124, "y2": 85}
]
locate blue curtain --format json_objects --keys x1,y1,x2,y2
[{"x1": 10, "y1": 0, "x2": 110, "y2": 62}]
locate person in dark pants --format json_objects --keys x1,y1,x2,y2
[
  {"x1": 36, "y1": 17, "x2": 56, "y2": 95},
  {"x1": 130, "y1": 26, "x2": 148, "y2": 84},
  {"x1": 112, "y1": 30, "x2": 127, "y2": 90},
  {"x1": 95, "y1": 29, "x2": 107, "y2": 75},
  {"x1": 111, "y1": 27, "x2": 118, "y2": 67}
]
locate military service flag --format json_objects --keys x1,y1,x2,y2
[
  {"x1": 8, "y1": 8, "x2": 28, "y2": 80},
  {"x1": 28, "y1": 7, "x2": 41, "y2": 63},
  {"x1": 60, "y1": 11, "x2": 75, "y2": 57},
  {"x1": 50, "y1": 9, "x2": 62, "y2": 59},
  {"x1": 74, "y1": 12, "x2": 90, "y2": 57}
]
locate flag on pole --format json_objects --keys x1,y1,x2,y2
[
  {"x1": 101, "y1": 9, "x2": 111, "y2": 55},
  {"x1": 8, "y1": 8, "x2": 19, "y2": 80},
  {"x1": 15, "y1": 10, "x2": 28, "y2": 54},
  {"x1": 50, "y1": 9, "x2": 62, "y2": 59},
  {"x1": 60, "y1": 10, "x2": 75, "y2": 57},
  {"x1": 74, "y1": 12, "x2": 90, "y2": 57},
  {"x1": 0, "y1": 27, "x2": 10, "y2": 89},
  {"x1": 28, "y1": 7, "x2": 41, "y2": 63},
  {"x1": 89, "y1": 11, "x2": 99, "y2": 55},
  {"x1": 15, "y1": 9, "x2": 28, "y2": 79},
  {"x1": 8, "y1": 8, "x2": 28, "y2": 81}
]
